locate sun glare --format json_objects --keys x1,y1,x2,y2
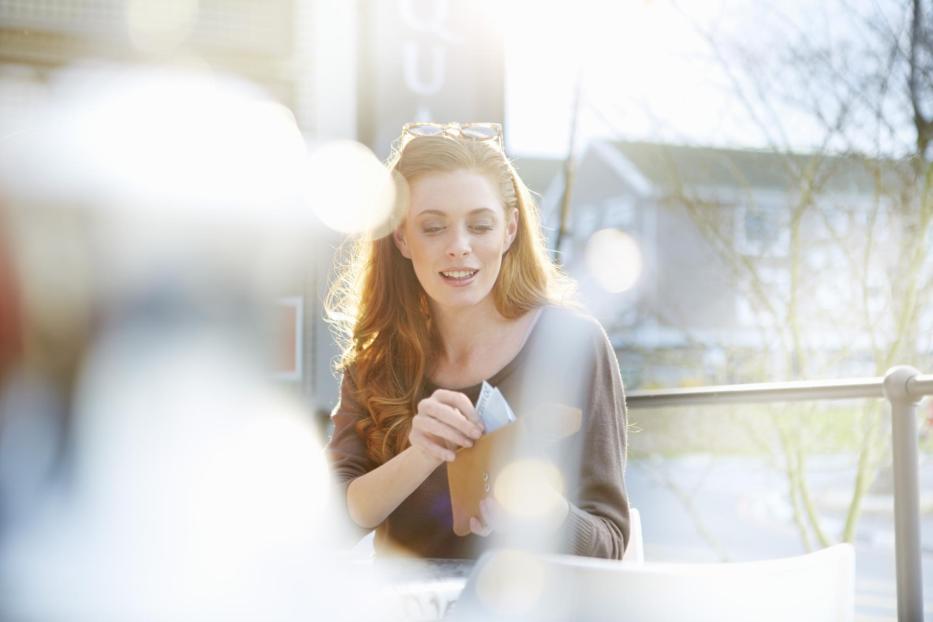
[
  {"x1": 494, "y1": 458, "x2": 566, "y2": 521},
  {"x1": 304, "y1": 140, "x2": 397, "y2": 236},
  {"x1": 585, "y1": 228, "x2": 642, "y2": 293},
  {"x1": 501, "y1": 0, "x2": 759, "y2": 155}
]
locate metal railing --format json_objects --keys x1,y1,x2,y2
[{"x1": 625, "y1": 365, "x2": 932, "y2": 622}]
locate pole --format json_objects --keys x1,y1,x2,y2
[{"x1": 883, "y1": 366, "x2": 924, "y2": 622}]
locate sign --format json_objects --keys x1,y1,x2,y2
[{"x1": 357, "y1": 0, "x2": 505, "y2": 158}]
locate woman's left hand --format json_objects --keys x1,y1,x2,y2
[{"x1": 469, "y1": 496, "x2": 502, "y2": 537}]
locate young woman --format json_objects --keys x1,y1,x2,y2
[{"x1": 325, "y1": 122, "x2": 629, "y2": 559}]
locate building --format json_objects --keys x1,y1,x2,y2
[
  {"x1": 525, "y1": 140, "x2": 930, "y2": 388},
  {"x1": 0, "y1": 0, "x2": 508, "y2": 421}
]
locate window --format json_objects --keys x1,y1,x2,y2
[
  {"x1": 735, "y1": 204, "x2": 789, "y2": 257},
  {"x1": 573, "y1": 203, "x2": 600, "y2": 239},
  {"x1": 604, "y1": 197, "x2": 636, "y2": 229}
]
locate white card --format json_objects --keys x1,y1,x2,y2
[{"x1": 475, "y1": 381, "x2": 517, "y2": 434}]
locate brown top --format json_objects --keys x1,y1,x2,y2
[{"x1": 325, "y1": 305, "x2": 630, "y2": 559}]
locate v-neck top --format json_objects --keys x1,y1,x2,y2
[
  {"x1": 326, "y1": 305, "x2": 630, "y2": 560},
  {"x1": 423, "y1": 307, "x2": 543, "y2": 404}
]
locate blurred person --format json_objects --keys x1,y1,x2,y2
[
  {"x1": 326, "y1": 123, "x2": 630, "y2": 560},
  {"x1": 0, "y1": 63, "x2": 379, "y2": 622},
  {"x1": 0, "y1": 196, "x2": 84, "y2": 543}
]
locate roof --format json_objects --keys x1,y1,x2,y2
[
  {"x1": 511, "y1": 156, "x2": 564, "y2": 199},
  {"x1": 608, "y1": 141, "x2": 905, "y2": 197},
  {"x1": 511, "y1": 141, "x2": 912, "y2": 203}
]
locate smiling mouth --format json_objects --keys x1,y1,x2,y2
[{"x1": 439, "y1": 269, "x2": 479, "y2": 282}]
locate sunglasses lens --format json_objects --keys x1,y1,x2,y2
[
  {"x1": 461, "y1": 126, "x2": 498, "y2": 140},
  {"x1": 408, "y1": 125, "x2": 444, "y2": 137}
]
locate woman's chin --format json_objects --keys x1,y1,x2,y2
[{"x1": 427, "y1": 288, "x2": 493, "y2": 312}]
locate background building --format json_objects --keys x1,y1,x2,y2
[
  {"x1": 0, "y1": 0, "x2": 505, "y2": 423},
  {"x1": 526, "y1": 140, "x2": 931, "y2": 388}
]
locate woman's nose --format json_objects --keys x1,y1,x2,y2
[{"x1": 446, "y1": 228, "x2": 471, "y2": 257}]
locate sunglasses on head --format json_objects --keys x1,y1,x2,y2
[{"x1": 401, "y1": 122, "x2": 503, "y2": 148}]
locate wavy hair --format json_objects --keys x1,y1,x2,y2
[{"x1": 325, "y1": 133, "x2": 574, "y2": 464}]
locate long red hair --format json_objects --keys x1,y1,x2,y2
[{"x1": 326, "y1": 135, "x2": 573, "y2": 464}]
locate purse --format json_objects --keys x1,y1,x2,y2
[{"x1": 447, "y1": 404, "x2": 582, "y2": 536}]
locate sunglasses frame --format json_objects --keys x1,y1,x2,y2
[{"x1": 401, "y1": 122, "x2": 503, "y2": 148}]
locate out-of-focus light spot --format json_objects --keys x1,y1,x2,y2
[
  {"x1": 126, "y1": 0, "x2": 199, "y2": 54},
  {"x1": 304, "y1": 140, "x2": 396, "y2": 235},
  {"x1": 0, "y1": 67, "x2": 309, "y2": 226},
  {"x1": 39, "y1": 330, "x2": 347, "y2": 619},
  {"x1": 585, "y1": 228, "x2": 642, "y2": 293},
  {"x1": 475, "y1": 549, "x2": 548, "y2": 616},
  {"x1": 494, "y1": 459, "x2": 565, "y2": 520}
]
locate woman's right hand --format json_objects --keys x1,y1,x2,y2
[{"x1": 409, "y1": 389, "x2": 484, "y2": 463}]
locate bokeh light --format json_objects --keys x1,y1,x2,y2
[
  {"x1": 304, "y1": 140, "x2": 397, "y2": 236},
  {"x1": 584, "y1": 228, "x2": 642, "y2": 293},
  {"x1": 475, "y1": 549, "x2": 548, "y2": 616},
  {"x1": 494, "y1": 458, "x2": 565, "y2": 521},
  {"x1": 0, "y1": 67, "x2": 308, "y2": 224},
  {"x1": 1, "y1": 329, "x2": 352, "y2": 621}
]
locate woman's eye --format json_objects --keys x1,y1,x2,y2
[
  {"x1": 470, "y1": 223, "x2": 495, "y2": 233},
  {"x1": 422, "y1": 225, "x2": 445, "y2": 234}
]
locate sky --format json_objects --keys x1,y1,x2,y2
[
  {"x1": 502, "y1": 0, "x2": 910, "y2": 158},
  {"x1": 503, "y1": 0, "x2": 734, "y2": 157}
]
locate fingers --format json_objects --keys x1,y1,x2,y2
[
  {"x1": 409, "y1": 429, "x2": 456, "y2": 463},
  {"x1": 470, "y1": 515, "x2": 492, "y2": 537},
  {"x1": 412, "y1": 413, "x2": 475, "y2": 450},
  {"x1": 431, "y1": 389, "x2": 484, "y2": 429},
  {"x1": 470, "y1": 497, "x2": 498, "y2": 537},
  {"x1": 408, "y1": 389, "x2": 485, "y2": 464},
  {"x1": 419, "y1": 393, "x2": 483, "y2": 440}
]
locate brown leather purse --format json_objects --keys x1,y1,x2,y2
[{"x1": 447, "y1": 404, "x2": 582, "y2": 536}]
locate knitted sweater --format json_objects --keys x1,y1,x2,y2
[{"x1": 326, "y1": 305, "x2": 630, "y2": 559}]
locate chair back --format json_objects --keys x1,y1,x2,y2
[
  {"x1": 621, "y1": 507, "x2": 643, "y2": 563},
  {"x1": 450, "y1": 543, "x2": 854, "y2": 622}
]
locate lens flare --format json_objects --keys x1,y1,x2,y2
[
  {"x1": 476, "y1": 549, "x2": 548, "y2": 615},
  {"x1": 494, "y1": 458, "x2": 565, "y2": 520},
  {"x1": 585, "y1": 228, "x2": 642, "y2": 293},
  {"x1": 304, "y1": 140, "x2": 396, "y2": 236},
  {"x1": 1, "y1": 67, "x2": 309, "y2": 225}
]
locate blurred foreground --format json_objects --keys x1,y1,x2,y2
[{"x1": 0, "y1": 63, "x2": 398, "y2": 621}]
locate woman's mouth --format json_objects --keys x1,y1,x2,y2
[{"x1": 439, "y1": 269, "x2": 478, "y2": 285}]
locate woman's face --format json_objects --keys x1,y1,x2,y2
[{"x1": 394, "y1": 169, "x2": 518, "y2": 313}]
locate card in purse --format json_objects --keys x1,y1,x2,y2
[
  {"x1": 475, "y1": 381, "x2": 516, "y2": 433},
  {"x1": 447, "y1": 390, "x2": 583, "y2": 537}
]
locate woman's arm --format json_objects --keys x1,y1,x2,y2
[
  {"x1": 328, "y1": 379, "x2": 483, "y2": 531},
  {"x1": 507, "y1": 311, "x2": 628, "y2": 558},
  {"x1": 345, "y1": 445, "x2": 443, "y2": 529},
  {"x1": 562, "y1": 321, "x2": 630, "y2": 559}
]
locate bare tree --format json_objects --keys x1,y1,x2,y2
[{"x1": 656, "y1": 0, "x2": 933, "y2": 550}]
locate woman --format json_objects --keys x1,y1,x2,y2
[{"x1": 325, "y1": 122, "x2": 629, "y2": 559}]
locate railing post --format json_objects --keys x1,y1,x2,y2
[{"x1": 882, "y1": 366, "x2": 924, "y2": 622}]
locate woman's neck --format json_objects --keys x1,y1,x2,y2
[{"x1": 431, "y1": 296, "x2": 509, "y2": 364}]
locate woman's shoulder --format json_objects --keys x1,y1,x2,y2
[
  {"x1": 528, "y1": 304, "x2": 616, "y2": 369},
  {"x1": 538, "y1": 304, "x2": 611, "y2": 344}
]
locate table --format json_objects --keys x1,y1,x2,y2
[{"x1": 372, "y1": 558, "x2": 473, "y2": 621}]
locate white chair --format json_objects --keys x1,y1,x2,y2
[
  {"x1": 621, "y1": 507, "x2": 643, "y2": 563},
  {"x1": 449, "y1": 543, "x2": 854, "y2": 622}
]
